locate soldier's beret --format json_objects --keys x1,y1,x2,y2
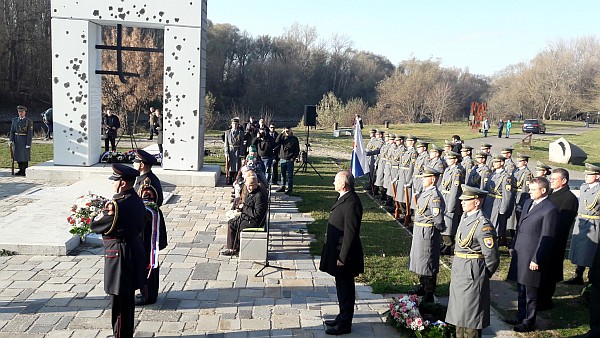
[
  {"x1": 459, "y1": 184, "x2": 488, "y2": 200},
  {"x1": 415, "y1": 141, "x2": 429, "y2": 148},
  {"x1": 480, "y1": 143, "x2": 492, "y2": 149},
  {"x1": 445, "y1": 151, "x2": 460, "y2": 159},
  {"x1": 535, "y1": 161, "x2": 551, "y2": 171},
  {"x1": 515, "y1": 153, "x2": 530, "y2": 161},
  {"x1": 16, "y1": 105, "x2": 27, "y2": 111},
  {"x1": 584, "y1": 163, "x2": 600, "y2": 175},
  {"x1": 133, "y1": 149, "x2": 158, "y2": 165},
  {"x1": 231, "y1": 117, "x2": 240, "y2": 122},
  {"x1": 422, "y1": 166, "x2": 442, "y2": 177},
  {"x1": 461, "y1": 145, "x2": 474, "y2": 151},
  {"x1": 405, "y1": 134, "x2": 417, "y2": 141},
  {"x1": 108, "y1": 163, "x2": 140, "y2": 182},
  {"x1": 429, "y1": 144, "x2": 443, "y2": 153},
  {"x1": 501, "y1": 147, "x2": 514, "y2": 153},
  {"x1": 491, "y1": 154, "x2": 506, "y2": 162},
  {"x1": 475, "y1": 151, "x2": 488, "y2": 159},
  {"x1": 370, "y1": 129, "x2": 377, "y2": 133}
]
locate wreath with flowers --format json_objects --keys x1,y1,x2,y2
[
  {"x1": 67, "y1": 193, "x2": 109, "y2": 237},
  {"x1": 384, "y1": 294, "x2": 454, "y2": 337}
]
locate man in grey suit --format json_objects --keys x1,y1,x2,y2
[
  {"x1": 319, "y1": 170, "x2": 364, "y2": 335},
  {"x1": 506, "y1": 177, "x2": 558, "y2": 333}
]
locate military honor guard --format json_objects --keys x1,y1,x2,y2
[
  {"x1": 460, "y1": 145, "x2": 474, "y2": 184},
  {"x1": 408, "y1": 167, "x2": 445, "y2": 302},
  {"x1": 482, "y1": 154, "x2": 515, "y2": 240},
  {"x1": 133, "y1": 149, "x2": 168, "y2": 305},
  {"x1": 383, "y1": 135, "x2": 399, "y2": 207},
  {"x1": 480, "y1": 143, "x2": 493, "y2": 168},
  {"x1": 534, "y1": 161, "x2": 552, "y2": 178},
  {"x1": 91, "y1": 164, "x2": 146, "y2": 338},
  {"x1": 411, "y1": 141, "x2": 429, "y2": 197},
  {"x1": 441, "y1": 140, "x2": 453, "y2": 163},
  {"x1": 466, "y1": 152, "x2": 490, "y2": 189},
  {"x1": 365, "y1": 129, "x2": 384, "y2": 194},
  {"x1": 501, "y1": 147, "x2": 517, "y2": 174},
  {"x1": 224, "y1": 117, "x2": 245, "y2": 184},
  {"x1": 374, "y1": 133, "x2": 393, "y2": 200},
  {"x1": 440, "y1": 151, "x2": 464, "y2": 255},
  {"x1": 566, "y1": 163, "x2": 600, "y2": 286},
  {"x1": 445, "y1": 185, "x2": 500, "y2": 338},
  {"x1": 509, "y1": 154, "x2": 534, "y2": 237},
  {"x1": 396, "y1": 135, "x2": 417, "y2": 221},
  {"x1": 319, "y1": 171, "x2": 364, "y2": 335},
  {"x1": 8, "y1": 105, "x2": 33, "y2": 176},
  {"x1": 427, "y1": 144, "x2": 446, "y2": 177},
  {"x1": 506, "y1": 177, "x2": 558, "y2": 332}
]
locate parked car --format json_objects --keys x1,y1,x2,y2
[{"x1": 522, "y1": 118, "x2": 546, "y2": 134}]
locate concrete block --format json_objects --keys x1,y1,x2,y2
[{"x1": 239, "y1": 231, "x2": 267, "y2": 261}]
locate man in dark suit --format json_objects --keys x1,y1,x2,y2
[
  {"x1": 103, "y1": 109, "x2": 120, "y2": 152},
  {"x1": 506, "y1": 177, "x2": 558, "y2": 332},
  {"x1": 588, "y1": 241, "x2": 600, "y2": 338},
  {"x1": 319, "y1": 170, "x2": 364, "y2": 335},
  {"x1": 536, "y1": 168, "x2": 578, "y2": 310}
]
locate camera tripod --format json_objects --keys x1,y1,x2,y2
[{"x1": 295, "y1": 126, "x2": 323, "y2": 179}]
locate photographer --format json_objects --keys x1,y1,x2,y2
[
  {"x1": 252, "y1": 128, "x2": 275, "y2": 184},
  {"x1": 275, "y1": 127, "x2": 300, "y2": 194},
  {"x1": 103, "y1": 109, "x2": 120, "y2": 152},
  {"x1": 268, "y1": 124, "x2": 280, "y2": 185}
]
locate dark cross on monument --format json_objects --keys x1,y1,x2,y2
[{"x1": 95, "y1": 24, "x2": 163, "y2": 84}]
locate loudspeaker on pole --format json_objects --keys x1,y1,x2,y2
[{"x1": 304, "y1": 105, "x2": 317, "y2": 127}]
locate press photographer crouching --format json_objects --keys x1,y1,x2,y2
[{"x1": 222, "y1": 172, "x2": 268, "y2": 256}]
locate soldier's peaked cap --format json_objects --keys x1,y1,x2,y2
[
  {"x1": 443, "y1": 140, "x2": 453, "y2": 146},
  {"x1": 515, "y1": 153, "x2": 530, "y2": 161},
  {"x1": 16, "y1": 105, "x2": 27, "y2": 111},
  {"x1": 405, "y1": 134, "x2": 417, "y2": 141},
  {"x1": 536, "y1": 161, "x2": 551, "y2": 170},
  {"x1": 108, "y1": 163, "x2": 140, "y2": 181},
  {"x1": 429, "y1": 144, "x2": 443, "y2": 152},
  {"x1": 231, "y1": 117, "x2": 240, "y2": 122},
  {"x1": 480, "y1": 142, "x2": 492, "y2": 149},
  {"x1": 415, "y1": 141, "x2": 429, "y2": 147},
  {"x1": 461, "y1": 145, "x2": 474, "y2": 151},
  {"x1": 475, "y1": 151, "x2": 488, "y2": 158},
  {"x1": 501, "y1": 147, "x2": 514, "y2": 153},
  {"x1": 491, "y1": 154, "x2": 506, "y2": 162},
  {"x1": 445, "y1": 151, "x2": 460, "y2": 159},
  {"x1": 133, "y1": 149, "x2": 158, "y2": 165},
  {"x1": 370, "y1": 129, "x2": 377, "y2": 133},
  {"x1": 584, "y1": 163, "x2": 600, "y2": 174},
  {"x1": 422, "y1": 166, "x2": 442, "y2": 177},
  {"x1": 459, "y1": 184, "x2": 488, "y2": 200}
]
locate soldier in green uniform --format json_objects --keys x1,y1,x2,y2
[
  {"x1": 374, "y1": 134, "x2": 393, "y2": 200},
  {"x1": 467, "y1": 152, "x2": 490, "y2": 189},
  {"x1": 133, "y1": 149, "x2": 168, "y2": 305},
  {"x1": 395, "y1": 135, "x2": 417, "y2": 221},
  {"x1": 408, "y1": 166, "x2": 445, "y2": 302},
  {"x1": 482, "y1": 155, "x2": 515, "y2": 240},
  {"x1": 8, "y1": 105, "x2": 34, "y2": 176},
  {"x1": 440, "y1": 151, "x2": 464, "y2": 255},
  {"x1": 501, "y1": 147, "x2": 517, "y2": 175},
  {"x1": 567, "y1": 163, "x2": 600, "y2": 286},
  {"x1": 480, "y1": 143, "x2": 493, "y2": 169},
  {"x1": 446, "y1": 185, "x2": 500, "y2": 338},
  {"x1": 534, "y1": 161, "x2": 552, "y2": 178},
  {"x1": 91, "y1": 164, "x2": 146, "y2": 338},
  {"x1": 460, "y1": 145, "x2": 474, "y2": 184}
]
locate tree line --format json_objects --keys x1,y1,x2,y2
[{"x1": 1, "y1": 0, "x2": 599, "y2": 129}]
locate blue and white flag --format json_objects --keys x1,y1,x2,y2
[{"x1": 350, "y1": 117, "x2": 369, "y2": 178}]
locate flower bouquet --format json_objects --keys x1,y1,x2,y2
[
  {"x1": 384, "y1": 294, "x2": 454, "y2": 337},
  {"x1": 67, "y1": 193, "x2": 109, "y2": 238}
]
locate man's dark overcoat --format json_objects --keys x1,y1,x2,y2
[
  {"x1": 9, "y1": 116, "x2": 33, "y2": 162},
  {"x1": 319, "y1": 191, "x2": 364, "y2": 277},
  {"x1": 548, "y1": 186, "x2": 578, "y2": 282},
  {"x1": 507, "y1": 198, "x2": 558, "y2": 287}
]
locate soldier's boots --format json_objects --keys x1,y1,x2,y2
[
  {"x1": 423, "y1": 292, "x2": 435, "y2": 303},
  {"x1": 373, "y1": 186, "x2": 379, "y2": 196}
]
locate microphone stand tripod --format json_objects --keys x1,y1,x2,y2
[{"x1": 294, "y1": 126, "x2": 323, "y2": 179}]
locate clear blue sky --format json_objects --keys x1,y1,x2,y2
[{"x1": 208, "y1": 1, "x2": 599, "y2": 76}]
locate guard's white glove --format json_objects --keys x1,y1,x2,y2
[{"x1": 25, "y1": 145, "x2": 31, "y2": 149}]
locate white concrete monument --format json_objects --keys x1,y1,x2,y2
[
  {"x1": 50, "y1": 0, "x2": 207, "y2": 171},
  {"x1": 548, "y1": 137, "x2": 588, "y2": 165}
]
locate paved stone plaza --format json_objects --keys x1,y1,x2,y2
[{"x1": 0, "y1": 172, "x2": 398, "y2": 337}]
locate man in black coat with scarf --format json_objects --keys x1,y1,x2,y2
[
  {"x1": 506, "y1": 177, "x2": 558, "y2": 333},
  {"x1": 319, "y1": 170, "x2": 364, "y2": 335},
  {"x1": 536, "y1": 168, "x2": 578, "y2": 310}
]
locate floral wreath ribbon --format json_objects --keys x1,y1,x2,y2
[{"x1": 145, "y1": 202, "x2": 161, "y2": 278}]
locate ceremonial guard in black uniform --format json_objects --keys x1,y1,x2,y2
[
  {"x1": 467, "y1": 152, "x2": 490, "y2": 189},
  {"x1": 8, "y1": 105, "x2": 33, "y2": 176},
  {"x1": 440, "y1": 151, "x2": 464, "y2": 255},
  {"x1": 103, "y1": 109, "x2": 121, "y2": 152},
  {"x1": 446, "y1": 185, "x2": 500, "y2": 338},
  {"x1": 133, "y1": 149, "x2": 168, "y2": 305},
  {"x1": 408, "y1": 167, "x2": 445, "y2": 302},
  {"x1": 91, "y1": 164, "x2": 145, "y2": 338},
  {"x1": 482, "y1": 155, "x2": 515, "y2": 239}
]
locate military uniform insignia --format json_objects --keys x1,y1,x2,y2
[
  {"x1": 483, "y1": 237, "x2": 494, "y2": 249},
  {"x1": 432, "y1": 207, "x2": 440, "y2": 216},
  {"x1": 506, "y1": 184, "x2": 512, "y2": 191},
  {"x1": 454, "y1": 180, "x2": 460, "y2": 186},
  {"x1": 525, "y1": 181, "x2": 530, "y2": 186}
]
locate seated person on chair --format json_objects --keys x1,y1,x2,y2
[{"x1": 222, "y1": 172, "x2": 268, "y2": 256}]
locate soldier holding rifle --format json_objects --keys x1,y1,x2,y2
[{"x1": 8, "y1": 105, "x2": 33, "y2": 176}]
